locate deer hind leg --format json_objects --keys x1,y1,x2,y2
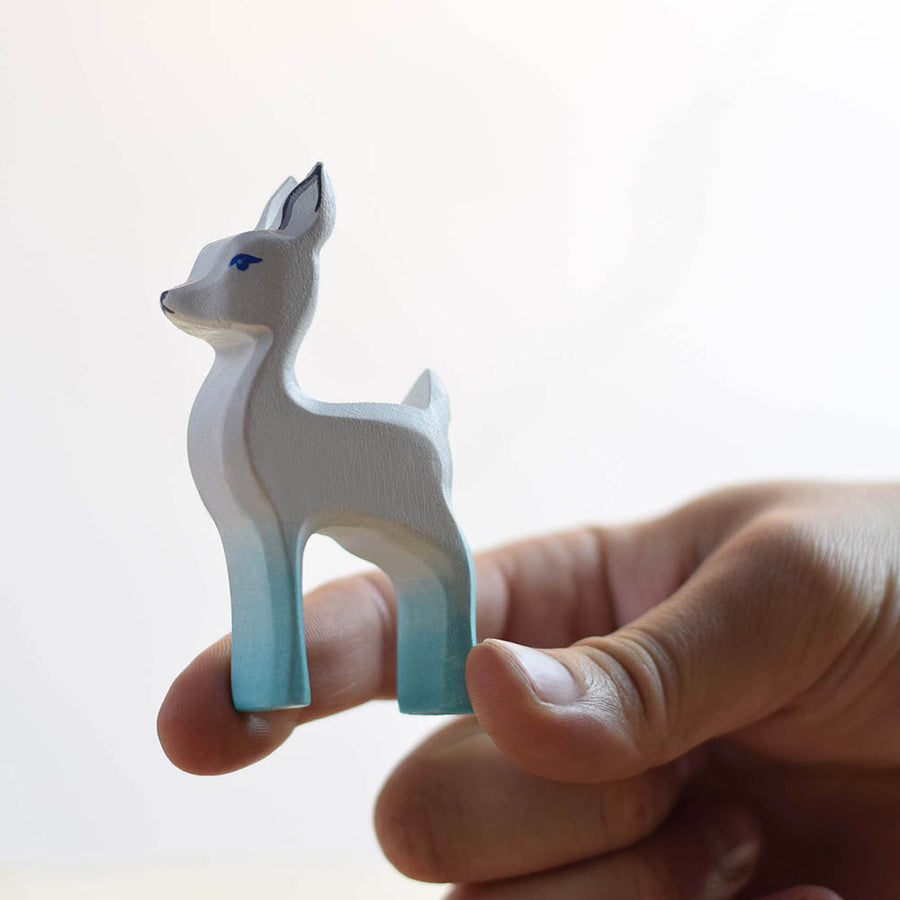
[
  {"x1": 222, "y1": 522, "x2": 310, "y2": 711},
  {"x1": 393, "y1": 540, "x2": 476, "y2": 714},
  {"x1": 323, "y1": 521, "x2": 477, "y2": 714}
]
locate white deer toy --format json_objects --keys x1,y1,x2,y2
[{"x1": 161, "y1": 164, "x2": 476, "y2": 714}]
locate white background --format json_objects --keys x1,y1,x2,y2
[{"x1": 1, "y1": 1, "x2": 899, "y2": 897}]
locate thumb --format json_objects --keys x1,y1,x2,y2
[{"x1": 466, "y1": 518, "x2": 854, "y2": 782}]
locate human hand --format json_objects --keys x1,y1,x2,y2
[{"x1": 158, "y1": 482, "x2": 900, "y2": 898}]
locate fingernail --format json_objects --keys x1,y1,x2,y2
[
  {"x1": 706, "y1": 804, "x2": 760, "y2": 883},
  {"x1": 485, "y1": 639, "x2": 582, "y2": 705}
]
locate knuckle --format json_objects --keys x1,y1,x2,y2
[
  {"x1": 728, "y1": 509, "x2": 853, "y2": 611},
  {"x1": 724, "y1": 510, "x2": 834, "y2": 603},
  {"x1": 733, "y1": 509, "x2": 812, "y2": 562},
  {"x1": 714, "y1": 508, "x2": 870, "y2": 713}
]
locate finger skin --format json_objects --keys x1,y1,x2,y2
[
  {"x1": 373, "y1": 716, "x2": 698, "y2": 883},
  {"x1": 445, "y1": 800, "x2": 761, "y2": 900}
]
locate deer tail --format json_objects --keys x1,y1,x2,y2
[{"x1": 403, "y1": 368, "x2": 450, "y2": 428}]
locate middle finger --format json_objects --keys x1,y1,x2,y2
[{"x1": 374, "y1": 716, "x2": 697, "y2": 884}]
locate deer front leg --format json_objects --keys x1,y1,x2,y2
[{"x1": 221, "y1": 523, "x2": 310, "y2": 711}]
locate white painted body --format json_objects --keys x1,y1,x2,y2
[{"x1": 162, "y1": 165, "x2": 476, "y2": 713}]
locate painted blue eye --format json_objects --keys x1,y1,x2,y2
[{"x1": 229, "y1": 253, "x2": 263, "y2": 271}]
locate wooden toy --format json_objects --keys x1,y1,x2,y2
[{"x1": 160, "y1": 164, "x2": 476, "y2": 714}]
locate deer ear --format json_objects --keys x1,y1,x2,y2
[
  {"x1": 256, "y1": 176, "x2": 299, "y2": 230},
  {"x1": 278, "y1": 163, "x2": 325, "y2": 239}
]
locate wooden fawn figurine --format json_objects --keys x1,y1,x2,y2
[{"x1": 161, "y1": 164, "x2": 476, "y2": 714}]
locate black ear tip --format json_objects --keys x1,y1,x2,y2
[
  {"x1": 279, "y1": 162, "x2": 327, "y2": 228},
  {"x1": 312, "y1": 163, "x2": 323, "y2": 210},
  {"x1": 300, "y1": 161, "x2": 324, "y2": 184},
  {"x1": 306, "y1": 162, "x2": 326, "y2": 193}
]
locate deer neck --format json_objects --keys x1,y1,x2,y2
[
  {"x1": 195, "y1": 272, "x2": 317, "y2": 445},
  {"x1": 191, "y1": 331, "x2": 270, "y2": 443},
  {"x1": 199, "y1": 324, "x2": 300, "y2": 414}
]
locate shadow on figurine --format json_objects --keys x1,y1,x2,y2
[{"x1": 161, "y1": 164, "x2": 476, "y2": 714}]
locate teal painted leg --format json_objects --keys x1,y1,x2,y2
[
  {"x1": 225, "y1": 528, "x2": 310, "y2": 711},
  {"x1": 396, "y1": 544, "x2": 476, "y2": 714}
]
